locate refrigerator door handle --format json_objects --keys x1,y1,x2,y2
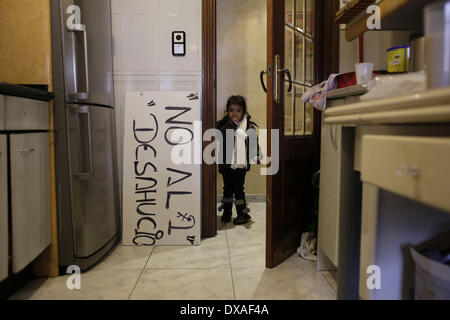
[
  {"x1": 68, "y1": 24, "x2": 90, "y2": 101},
  {"x1": 71, "y1": 106, "x2": 93, "y2": 180}
]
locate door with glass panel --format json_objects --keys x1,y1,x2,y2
[{"x1": 266, "y1": 0, "x2": 320, "y2": 268}]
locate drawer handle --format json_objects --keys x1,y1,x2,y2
[
  {"x1": 396, "y1": 165, "x2": 420, "y2": 177},
  {"x1": 19, "y1": 148, "x2": 35, "y2": 154},
  {"x1": 406, "y1": 166, "x2": 420, "y2": 177}
]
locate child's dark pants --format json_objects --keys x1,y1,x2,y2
[{"x1": 221, "y1": 167, "x2": 247, "y2": 201}]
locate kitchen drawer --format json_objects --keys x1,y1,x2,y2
[
  {"x1": 10, "y1": 133, "x2": 51, "y2": 273},
  {"x1": 3, "y1": 95, "x2": 49, "y2": 130},
  {"x1": 0, "y1": 135, "x2": 8, "y2": 282},
  {"x1": 361, "y1": 135, "x2": 450, "y2": 213}
]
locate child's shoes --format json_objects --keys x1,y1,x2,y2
[
  {"x1": 233, "y1": 200, "x2": 251, "y2": 225},
  {"x1": 233, "y1": 213, "x2": 251, "y2": 225},
  {"x1": 220, "y1": 198, "x2": 233, "y2": 223},
  {"x1": 221, "y1": 210, "x2": 232, "y2": 223}
]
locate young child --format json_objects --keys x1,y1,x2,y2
[{"x1": 217, "y1": 95, "x2": 261, "y2": 225}]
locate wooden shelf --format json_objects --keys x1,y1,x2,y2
[
  {"x1": 341, "y1": 0, "x2": 442, "y2": 41},
  {"x1": 335, "y1": 0, "x2": 376, "y2": 25}
]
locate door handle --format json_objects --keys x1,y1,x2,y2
[
  {"x1": 71, "y1": 106, "x2": 93, "y2": 180},
  {"x1": 67, "y1": 24, "x2": 90, "y2": 101},
  {"x1": 273, "y1": 55, "x2": 293, "y2": 104},
  {"x1": 283, "y1": 68, "x2": 293, "y2": 93},
  {"x1": 260, "y1": 70, "x2": 267, "y2": 93}
]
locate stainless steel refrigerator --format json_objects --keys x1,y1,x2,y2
[{"x1": 51, "y1": 0, "x2": 120, "y2": 271}]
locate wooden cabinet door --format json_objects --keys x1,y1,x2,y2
[
  {"x1": 317, "y1": 120, "x2": 341, "y2": 266},
  {"x1": 10, "y1": 133, "x2": 51, "y2": 273},
  {"x1": 0, "y1": 135, "x2": 8, "y2": 282}
]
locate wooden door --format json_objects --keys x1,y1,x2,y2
[{"x1": 266, "y1": 0, "x2": 338, "y2": 268}]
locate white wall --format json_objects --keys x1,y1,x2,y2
[
  {"x1": 216, "y1": 0, "x2": 267, "y2": 196},
  {"x1": 111, "y1": 0, "x2": 202, "y2": 209},
  {"x1": 339, "y1": 29, "x2": 413, "y2": 73},
  {"x1": 338, "y1": 0, "x2": 412, "y2": 73}
]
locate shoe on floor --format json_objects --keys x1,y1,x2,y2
[
  {"x1": 220, "y1": 199, "x2": 233, "y2": 223},
  {"x1": 233, "y1": 213, "x2": 251, "y2": 225}
]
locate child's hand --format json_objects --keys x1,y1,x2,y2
[{"x1": 223, "y1": 119, "x2": 236, "y2": 130}]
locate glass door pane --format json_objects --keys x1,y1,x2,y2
[
  {"x1": 284, "y1": 84, "x2": 294, "y2": 136},
  {"x1": 305, "y1": 0, "x2": 315, "y2": 37},
  {"x1": 285, "y1": 26, "x2": 294, "y2": 76},
  {"x1": 305, "y1": 100, "x2": 314, "y2": 135},
  {"x1": 285, "y1": 23, "x2": 294, "y2": 136},
  {"x1": 295, "y1": 0, "x2": 304, "y2": 30},
  {"x1": 284, "y1": 0, "x2": 314, "y2": 137},
  {"x1": 285, "y1": 0, "x2": 293, "y2": 25},
  {"x1": 295, "y1": 33, "x2": 305, "y2": 83},
  {"x1": 306, "y1": 38, "x2": 314, "y2": 85},
  {"x1": 294, "y1": 85, "x2": 304, "y2": 135}
]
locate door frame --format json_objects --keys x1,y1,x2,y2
[
  {"x1": 201, "y1": 0, "x2": 340, "y2": 240},
  {"x1": 201, "y1": 0, "x2": 217, "y2": 238}
]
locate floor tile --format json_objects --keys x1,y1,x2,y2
[
  {"x1": 94, "y1": 245, "x2": 154, "y2": 270},
  {"x1": 145, "y1": 232, "x2": 230, "y2": 269},
  {"x1": 232, "y1": 266, "x2": 336, "y2": 300},
  {"x1": 130, "y1": 268, "x2": 235, "y2": 300},
  {"x1": 321, "y1": 270, "x2": 338, "y2": 292},
  {"x1": 10, "y1": 269, "x2": 142, "y2": 300},
  {"x1": 228, "y1": 239, "x2": 266, "y2": 269},
  {"x1": 226, "y1": 203, "x2": 266, "y2": 269},
  {"x1": 8, "y1": 202, "x2": 336, "y2": 301},
  {"x1": 275, "y1": 253, "x2": 316, "y2": 269}
]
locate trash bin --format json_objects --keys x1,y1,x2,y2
[{"x1": 410, "y1": 231, "x2": 450, "y2": 300}]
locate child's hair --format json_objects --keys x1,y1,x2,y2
[{"x1": 224, "y1": 95, "x2": 257, "y2": 126}]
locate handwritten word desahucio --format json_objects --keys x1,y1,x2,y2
[{"x1": 132, "y1": 105, "x2": 196, "y2": 246}]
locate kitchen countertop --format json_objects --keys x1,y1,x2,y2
[
  {"x1": 324, "y1": 87, "x2": 450, "y2": 125},
  {"x1": 0, "y1": 82, "x2": 54, "y2": 102}
]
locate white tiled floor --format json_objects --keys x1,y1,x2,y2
[{"x1": 10, "y1": 203, "x2": 336, "y2": 300}]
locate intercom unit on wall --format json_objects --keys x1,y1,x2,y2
[{"x1": 172, "y1": 31, "x2": 186, "y2": 56}]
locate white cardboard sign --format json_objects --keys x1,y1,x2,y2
[{"x1": 122, "y1": 91, "x2": 201, "y2": 246}]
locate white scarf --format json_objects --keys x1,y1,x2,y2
[{"x1": 231, "y1": 116, "x2": 248, "y2": 169}]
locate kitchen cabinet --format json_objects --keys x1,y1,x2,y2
[
  {"x1": 3, "y1": 96, "x2": 49, "y2": 131},
  {"x1": 323, "y1": 86, "x2": 450, "y2": 300},
  {"x1": 317, "y1": 89, "x2": 365, "y2": 270},
  {"x1": 10, "y1": 133, "x2": 51, "y2": 274},
  {"x1": 0, "y1": 135, "x2": 8, "y2": 282},
  {"x1": 317, "y1": 117, "x2": 342, "y2": 268},
  {"x1": 0, "y1": 83, "x2": 54, "y2": 282},
  {"x1": 361, "y1": 135, "x2": 450, "y2": 213}
]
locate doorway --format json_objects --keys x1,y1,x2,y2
[
  {"x1": 215, "y1": 0, "x2": 267, "y2": 230},
  {"x1": 201, "y1": 0, "x2": 340, "y2": 268}
]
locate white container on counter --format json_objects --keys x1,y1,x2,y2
[{"x1": 424, "y1": 0, "x2": 450, "y2": 89}]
